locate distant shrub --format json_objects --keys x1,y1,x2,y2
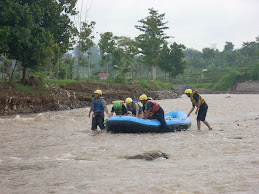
[
  {"x1": 139, "y1": 80, "x2": 151, "y2": 89},
  {"x1": 15, "y1": 84, "x2": 32, "y2": 93},
  {"x1": 250, "y1": 62, "x2": 259, "y2": 80},
  {"x1": 190, "y1": 83, "x2": 214, "y2": 89},
  {"x1": 214, "y1": 71, "x2": 240, "y2": 91},
  {"x1": 33, "y1": 72, "x2": 48, "y2": 79},
  {"x1": 139, "y1": 80, "x2": 174, "y2": 90},
  {"x1": 44, "y1": 79, "x2": 77, "y2": 86}
]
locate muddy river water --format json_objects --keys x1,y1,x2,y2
[{"x1": 0, "y1": 94, "x2": 259, "y2": 193}]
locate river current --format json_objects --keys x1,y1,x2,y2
[{"x1": 0, "y1": 94, "x2": 258, "y2": 194}]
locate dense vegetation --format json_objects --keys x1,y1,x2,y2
[
  {"x1": 176, "y1": 38, "x2": 259, "y2": 90},
  {"x1": 0, "y1": 1, "x2": 258, "y2": 91}
]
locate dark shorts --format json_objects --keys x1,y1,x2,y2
[
  {"x1": 91, "y1": 112, "x2": 105, "y2": 130},
  {"x1": 197, "y1": 104, "x2": 208, "y2": 121}
]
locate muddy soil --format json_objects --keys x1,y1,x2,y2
[{"x1": 0, "y1": 76, "x2": 181, "y2": 115}]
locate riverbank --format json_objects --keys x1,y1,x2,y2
[
  {"x1": 1, "y1": 76, "x2": 258, "y2": 115},
  {"x1": 174, "y1": 80, "x2": 259, "y2": 94},
  {"x1": 0, "y1": 76, "x2": 181, "y2": 115}
]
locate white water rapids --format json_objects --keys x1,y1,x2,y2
[{"x1": 0, "y1": 94, "x2": 258, "y2": 193}]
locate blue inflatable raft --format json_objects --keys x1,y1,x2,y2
[{"x1": 106, "y1": 110, "x2": 191, "y2": 133}]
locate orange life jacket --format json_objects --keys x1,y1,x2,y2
[{"x1": 145, "y1": 99, "x2": 160, "y2": 114}]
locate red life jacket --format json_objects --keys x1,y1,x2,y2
[{"x1": 146, "y1": 100, "x2": 160, "y2": 113}]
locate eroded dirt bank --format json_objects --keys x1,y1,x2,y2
[{"x1": 0, "y1": 76, "x2": 181, "y2": 115}]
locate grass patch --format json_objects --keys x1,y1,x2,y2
[
  {"x1": 35, "y1": 83, "x2": 47, "y2": 91},
  {"x1": 43, "y1": 78, "x2": 174, "y2": 91},
  {"x1": 75, "y1": 91, "x2": 93, "y2": 100},
  {"x1": 138, "y1": 80, "x2": 174, "y2": 90},
  {"x1": 35, "y1": 84, "x2": 49, "y2": 96},
  {"x1": 92, "y1": 78, "x2": 124, "y2": 85},
  {"x1": 14, "y1": 83, "x2": 32, "y2": 93},
  {"x1": 190, "y1": 83, "x2": 214, "y2": 89},
  {"x1": 75, "y1": 91, "x2": 90, "y2": 97},
  {"x1": 138, "y1": 80, "x2": 151, "y2": 89},
  {"x1": 44, "y1": 79, "x2": 77, "y2": 87}
]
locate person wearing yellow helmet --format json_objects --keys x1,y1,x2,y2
[
  {"x1": 139, "y1": 94, "x2": 173, "y2": 132},
  {"x1": 125, "y1": 97, "x2": 143, "y2": 118},
  {"x1": 185, "y1": 89, "x2": 212, "y2": 130},
  {"x1": 109, "y1": 100, "x2": 127, "y2": 117},
  {"x1": 89, "y1": 90, "x2": 110, "y2": 131}
]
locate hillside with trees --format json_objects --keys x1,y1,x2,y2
[
  {"x1": 1, "y1": 5, "x2": 186, "y2": 84},
  {"x1": 0, "y1": 1, "x2": 258, "y2": 92},
  {"x1": 176, "y1": 37, "x2": 259, "y2": 90}
]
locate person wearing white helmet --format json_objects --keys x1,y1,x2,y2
[
  {"x1": 88, "y1": 90, "x2": 110, "y2": 131},
  {"x1": 184, "y1": 89, "x2": 212, "y2": 130}
]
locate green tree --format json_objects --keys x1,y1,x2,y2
[
  {"x1": 79, "y1": 21, "x2": 96, "y2": 80},
  {"x1": 224, "y1": 41, "x2": 234, "y2": 52},
  {"x1": 241, "y1": 40, "x2": 258, "y2": 62},
  {"x1": 202, "y1": 48, "x2": 216, "y2": 61},
  {"x1": 184, "y1": 49, "x2": 202, "y2": 59},
  {"x1": 112, "y1": 36, "x2": 138, "y2": 82},
  {"x1": 250, "y1": 62, "x2": 259, "y2": 80},
  {"x1": 159, "y1": 42, "x2": 186, "y2": 79},
  {"x1": 0, "y1": 54, "x2": 13, "y2": 80},
  {"x1": 135, "y1": 8, "x2": 169, "y2": 80},
  {"x1": 98, "y1": 32, "x2": 115, "y2": 74},
  {"x1": 223, "y1": 51, "x2": 237, "y2": 66},
  {"x1": 184, "y1": 49, "x2": 205, "y2": 69},
  {"x1": 201, "y1": 47, "x2": 221, "y2": 67},
  {"x1": 0, "y1": 0, "x2": 77, "y2": 81},
  {"x1": 60, "y1": 53, "x2": 75, "y2": 79}
]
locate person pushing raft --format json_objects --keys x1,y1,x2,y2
[
  {"x1": 184, "y1": 89, "x2": 212, "y2": 131},
  {"x1": 139, "y1": 94, "x2": 173, "y2": 132},
  {"x1": 125, "y1": 97, "x2": 143, "y2": 118},
  {"x1": 109, "y1": 100, "x2": 127, "y2": 117}
]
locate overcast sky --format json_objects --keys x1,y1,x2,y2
[{"x1": 74, "y1": 0, "x2": 259, "y2": 51}]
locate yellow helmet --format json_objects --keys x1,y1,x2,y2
[
  {"x1": 139, "y1": 94, "x2": 147, "y2": 101},
  {"x1": 125, "y1": 97, "x2": 133, "y2": 104},
  {"x1": 94, "y1": 90, "x2": 102, "y2": 95},
  {"x1": 184, "y1": 89, "x2": 192, "y2": 94}
]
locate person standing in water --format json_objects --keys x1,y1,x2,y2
[
  {"x1": 88, "y1": 90, "x2": 109, "y2": 131},
  {"x1": 184, "y1": 89, "x2": 212, "y2": 130}
]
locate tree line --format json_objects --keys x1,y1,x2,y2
[
  {"x1": 177, "y1": 37, "x2": 259, "y2": 90},
  {"x1": 0, "y1": 1, "x2": 185, "y2": 83},
  {"x1": 0, "y1": 1, "x2": 258, "y2": 89}
]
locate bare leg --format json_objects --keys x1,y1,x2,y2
[
  {"x1": 197, "y1": 120, "x2": 201, "y2": 130},
  {"x1": 203, "y1": 120, "x2": 212, "y2": 130}
]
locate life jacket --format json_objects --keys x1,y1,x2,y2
[
  {"x1": 92, "y1": 97, "x2": 104, "y2": 113},
  {"x1": 115, "y1": 103, "x2": 124, "y2": 115},
  {"x1": 191, "y1": 91, "x2": 205, "y2": 107},
  {"x1": 126, "y1": 100, "x2": 143, "y2": 115},
  {"x1": 145, "y1": 99, "x2": 160, "y2": 114}
]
